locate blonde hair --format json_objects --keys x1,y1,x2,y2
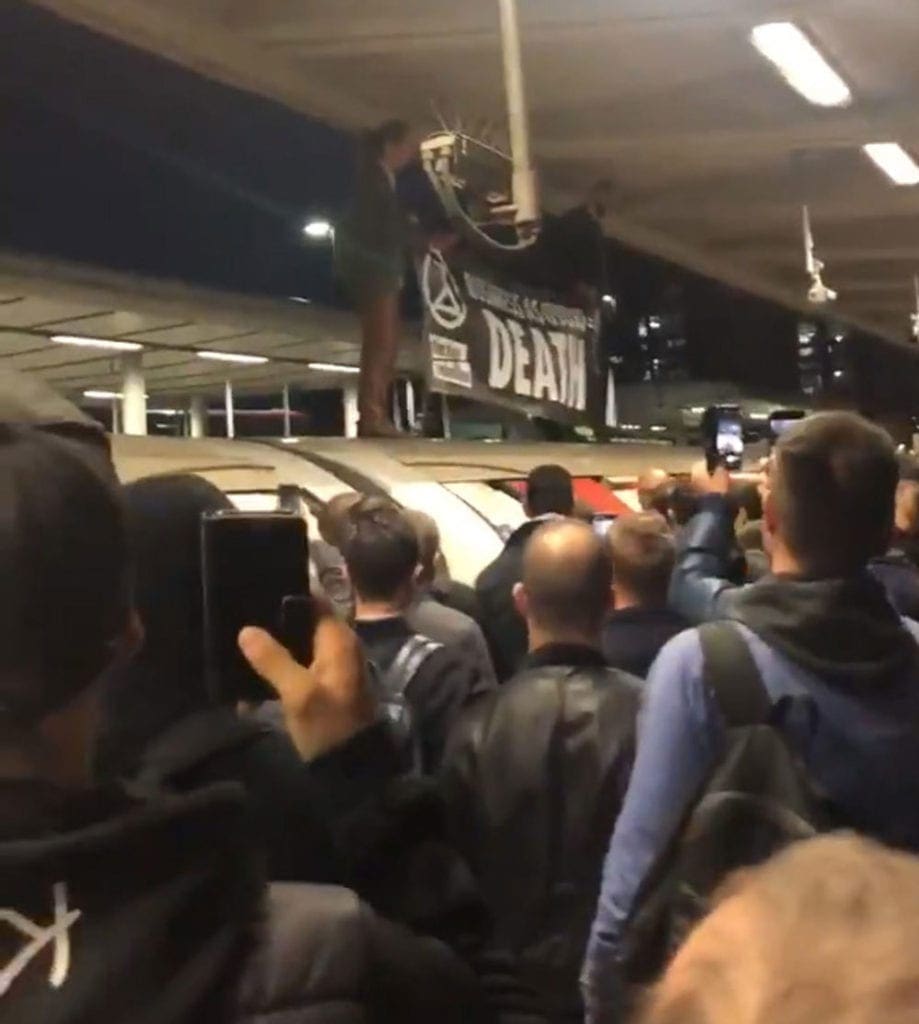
[{"x1": 640, "y1": 835, "x2": 919, "y2": 1024}]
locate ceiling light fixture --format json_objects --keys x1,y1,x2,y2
[
  {"x1": 303, "y1": 219, "x2": 334, "y2": 241},
  {"x1": 83, "y1": 390, "x2": 123, "y2": 400},
  {"x1": 308, "y1": 362, "x2": 361, "y2": 374},
  {"x1": 751, "y1": 22, "x2": 851, "y2": 108},
  {"x1": 863, "y1": 143, "x2": 919, "y2": 186},
  {"x1": 53, "y1": 334, "x2": 143, "y2": 352},
  {"x1": 196, "y1": 350, "x2": 269, "y2": 365}
]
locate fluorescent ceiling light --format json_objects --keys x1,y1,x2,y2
[
  {"x1": 83, "y1": 389, "x2": 122, "y2": 400},
  {"x1": 751, "y1": 22, "x2": 851, "y2": 108},
  {"x1": 863, "y1": 143, "x2": 919, "y2": 186},
  {"x1": 196, "y1": 350, "x2": 269, "y2": 365},
  {"x1": 280, "y1": 436, "x2": 300, "y2": 444},
  {"x1": 308, "y1": 361, "x2": 361, "y2": 374},
  {"x1": 303, "y1": 219, "x2": 334, "y2": 240},
  {"x1": 148, "y1": 408, "x2": 183, "y2": 416},
  {"x1": 288, "y1": 295, "x2": 313, "y2": 304},
  {"x1": 53, "y1": 334, "x2": 142, "y2": 352}
]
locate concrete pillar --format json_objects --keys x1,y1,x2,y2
[
  {"x1": 121, "y1": 351, "x2": 147, "y2": 436},
  {"x1": 224, "y1": 380, "x2": 235, "y2": 439},
  {"x1": 189, "y1": 395, "x2": 206, "y2": 439},
  {"x1": 282, "y1": 384, "x2": 292, "y2": 438},
  {"x1": 343, "y1": 386, "x2": 359, "y2": 439}
]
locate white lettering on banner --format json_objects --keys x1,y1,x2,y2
[
  {"x1": 0, "y1": 883, "x2": 81, "y2": 995},
  {"x1": 484, "y1": 310, "x2": 513, "y2": 389},
  {"x1": 549, "y1": 333, "x2": 570, "y2": 408},
  {"x1": 569, "y1": 334, "x2": 587, "y2": 411},
  {"x1": 483, "y1": 310, "x2": 587, "y2": 411},
  {"x1": 429, "y1": 334, "x2": 473, "y2": 390},
  {"x1": 532, "y1": 329, "x2": 559, "y2": 403},
  {"x1": 509, "y1": 319, "x2": 532, "y2": 397}
]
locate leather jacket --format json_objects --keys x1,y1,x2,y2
[{"x1": 442, "y1": 645, "x2": 640, "y2": 1022}]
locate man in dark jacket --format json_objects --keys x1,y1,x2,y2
[
  {"x1": 476, "y1": 465, "x2": 575, "y2": 681},
  {"x1": 0, "y1": 424, "x2": 486, "y2": 1024},
  {"x1": 344, "y1": 497, "x2": 491, "y2": 772},
  {"x1": 584, "y1": 413, "x2": 919, "y2": 1023},
  {"x1": 602, "y1": 512, "x2": 687, "y2": 677},
  {"x1": 444, "y1": 520, "x2": 640, "y2": 1023}
]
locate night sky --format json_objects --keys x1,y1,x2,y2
[{"x1": 0, "y1": 1, "x2": 358, "y2": 301}]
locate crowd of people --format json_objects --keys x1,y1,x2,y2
[{"x1": 2, "y1": 369, "x2": 919, "y2": 1023}]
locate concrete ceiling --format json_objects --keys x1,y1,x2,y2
[
  {"x1": 0, "y1": 249, "x2": 421, "y2": 401},
  {"x1": 28, "y1": 0, "x2": 919, "y2": 342}
]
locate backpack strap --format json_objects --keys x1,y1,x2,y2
[
  {"x1": 384, "y1": 635, "x2": 443, "y2": 699},
  {"x1": 698, "y1": 621, "x2": 772, "y2": 727}
]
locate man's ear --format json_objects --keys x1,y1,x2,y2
[{"x1": 512, "y1": 581, "x2": 528, "y2": 621}]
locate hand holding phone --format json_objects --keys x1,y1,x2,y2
[
  {"x1": 238, "y1": 598, "x2": 376, "y2": 761},
  {"x1": 202, "y1": 511, "x2": 312, "y2": 703}
]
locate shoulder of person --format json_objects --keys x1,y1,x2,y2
[{"x1": 238, "y1": 884, "x2": 370, "y2": 1018}]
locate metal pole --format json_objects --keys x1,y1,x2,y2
[
  {"x1": 110, "y1": 397, "x2": 120, "y2": 436},
  {"x1": 189, "y1": 395, "x2": 206, "y2": 439},
  {"x1": 497, "y1": 0, "x2": 538, "y2": 224},
  {"x1": 282, "y1": 383, "x2": 292, "y2": 438},
  {"x1": 225, "y1": 380, "x2": 235, "y2": 439},
  {"x1": 121, "y1": 351, "x2": 147, "y2": 436}
]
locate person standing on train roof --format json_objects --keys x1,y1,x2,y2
[
  {"x1": 335, "y1": 120, "x2": 416, "y2": 439},
  {"x1": 335, "y1": 120, "x2": 455, "y2": 440}
]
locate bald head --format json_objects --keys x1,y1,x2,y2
[
  {"x1": 638, "y1": 468, "x2": 672, "y2": 512},
  {"x1": 516, "y1": 520, "x2": 613, "y2": 644}
]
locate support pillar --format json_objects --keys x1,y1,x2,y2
[
  {"x1": 225, "y1": 380, "x2": 235, "y2": 439},
  {"x1": 110, "y1": 397, "x2": 121, "y2": 436},
  {"x1": 343, "y1": 386, "x2": 359, "y2": 439},
  {"x1": 121, "y1": 351, "x2": 147, "y2": 436},
  {"x1": 189, "y1": 395, "x2": 206, "y2": 439},
  {"x1": 282, "y1": 383, "x2": 292, "y2": 439}
]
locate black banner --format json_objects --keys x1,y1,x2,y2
[{"x1": 420, "y1": 250, "x2": 616, "y2": 429}]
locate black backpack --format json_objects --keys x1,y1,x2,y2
[
  {"x1": 621, "y1": 621, "x2": 836, "y2": 983},
  {"x1": 372, "y1": 634, "x2": 442, "y2": 773}
]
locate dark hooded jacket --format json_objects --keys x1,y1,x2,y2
[{"x1": 0, "y1": 780, "x2": 488, "y2": 1024}]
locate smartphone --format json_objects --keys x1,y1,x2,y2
[
  {"x1": 201, "y1": 511, "x2": 312, "y2": 703},
  {"x1": 769, "y1": 409, "x2": 806, "y2": 445},
  {"x1": 702, "y1": 405, "x2": 744, "y2": 472},
  {"x1": 277, "y1": 484, "x2": 302, "y2": 516}
]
